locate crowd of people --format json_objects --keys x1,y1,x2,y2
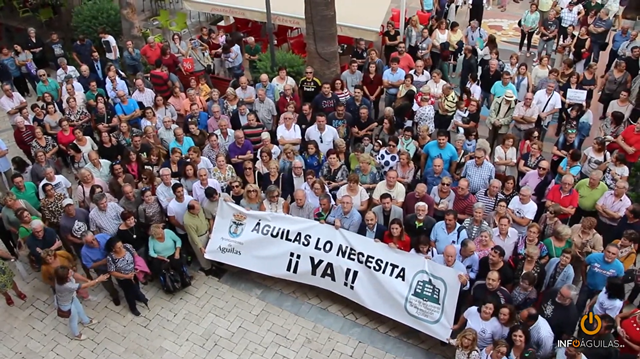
[{"x1": 0, "y1": 2, "x2": 637, "y2": 357}]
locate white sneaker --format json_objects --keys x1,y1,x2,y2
[{"x1": 84, "y1": 319, "x2": 98, "y2": 327}]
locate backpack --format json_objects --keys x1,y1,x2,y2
[{"x1": 159, "y1": 268, "x2": 183, "y2": 294}]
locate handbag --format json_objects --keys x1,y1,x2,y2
[
  {"x1": 182, "y1": 57, "x2": 195, "y2": 73},
  {"x1": 57, "y1": 307, "x2": 71, "y2": 318},
  {"x1": 581, "y1": 51, "x2": 591, "y2": 60},
  {"x1": 536, "y1": 93, "x2": 554, "y2": 128},
  {"x1": 134, "y1": 255, "x2": 151, "y2": 282}
]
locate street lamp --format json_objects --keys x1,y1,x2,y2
[{"x1": 265, "y1": 0, "x2": 278, "y2": 70}]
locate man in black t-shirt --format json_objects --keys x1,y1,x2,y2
[
  {"x1": 327, "y1": 103, "x2": 353, "y2": 142},
  {"x1": 470, "y1": 270, "x2": 512, "y2": 307},
  {"x1": 350, "y1": 107, "x2": 376, "y2": 146},
  {"x1": 311, "y1": 82, "x2": 341, "y2": 115},
  {"x1": 476, "y1": 245, "x2": 515, "y2": 289},
  {"x1": 350, "y1": 39, "x2": 367, "y2": 72},
  {"x1": 538, "y1": 286, "x2": 579, "y2": 341},
  {"x1": 299, "y1": 66, "x2": 322, "y2": 103},
  {"x1": 623, "y1": 46, "x2": 640, "y2": 78},
  {"x1": 538, "y1": 10, "x2": 559, "y2": 59}
]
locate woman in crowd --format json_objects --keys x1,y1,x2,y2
[
  {"x1": 505, "y1": 325, "x2": 534, "y2": 359},
  {"x1": 139, "y1": 169, "x2": 160, "y2": 193},
  {"x1": 98, "y1": 131, "x2": 123, "y2": 163},
  {"x1": 39, "y1": 183, "x2": 65, "y2": 229},
  {"x1": 372, "y1": 117, "x2": 396, "y2": 146},
  {"x1": 122, "y1": 148, "x2": 144, "y2": 182},
  {"x1": 301, "y1": 140, "x2": 324, "y2": 177},
  {"x1": 474, "y1": 229, "x2": 495, "y2": 259},
  {"x1": 260, "y1": 185, "x2": 289, "y2": 213},
  {"x1": 616, "y1": 308, "x2": 640, "y2": 355},
  {"x1": 279, "y1": 145, "x2": 303, "y2": 174},
  {"x1": 65, "y1": 97, "x2": 91, "y2": 134},
  {"x1": 332, "y1": 78, "x2": 351, "y2": 104},
  {"x1": 363, "y1": 62, "x2": 383, "y2": 119},
  {"x1": 240, "y1": 183, "x2": 262, "y2": 210},
  {"x1": 599, "y1": 60, "x2": 631, "y2": 118},
  {"x1": 513, "y1": 223, "x2": 549, "y2": 262},
  {"x1": 187, "y1": 121, "x2": 207, "y2": 150},
  {"x1": 336, "y1": 174, "x2": 369, "y2": 213},
  {"x1": 542, "y1": 224, "x2": 573, "y2": 259},
  {"x1": 212, "y1": 153, "x2": 236, "y2": 193},
  {"x1": 40, "y1": 249, "x2": 77, "y2": 290},
  {"x1": 531, "y1": 55, "x2": 551, "y2": 88},
  {"x1": 105, "y1": 237, "x2": 148, "y2": 316},
  {"x1": 452, "y1": 299, "x2": 502, "y2": 350},
  {"x1": 260, "y1": 160, "x2": 282, "y2": 194},
  {"x1": 88, "y1": 185, "x2": 117, "y2": 211},
  {"x1": 494, "y1": 134, "x2": 518, "y2": 179},
  {"x1": 376, "y1": 136, "x2": 401, "y2": 176},
  {"x1": 116, "y1": 210, "x2": 148, "y2": 258},
  {"x1": 152, "y1": 94, "x2": 177, "y2": 122},
  {"x1": 450, "y1": 328, "x2": 480, "y2": 358},
  {"x1": 138, "y1": 188, "x2": 166, "y2": 228},
  {"x1": 29, "y1": 150, "x2": 56, "y2": 185},
  {"x1": 452, "y1": 134, "x2": 471, "y2": 184},
  {"x1": 426, "y1": 70, "x2": 447, "y2": 99},
  {"x1": 43, "y1": 103, "x2": 62, "y2": 135},
  {"x1": 570, "y1": 216, "x2": 602, "y2": 283},
  {"x1": 72, "y1": 128, "x2": 97, "y2": 157},
  {"x1": 163, "y1": 148, "x2": 185, "y2": 179},
  {"x1": 602, "y1": 151, "x2": 629, "y2": 189},
  {"x1": 383, "y1": 21, "x2": 401, "y2": 64},
  {"x1": 320, "y1": 149, "x2": 349, "y2": 196},
  {"x1": 538, "y1": 203, "x2": 563, "y2": 241},
  {"x1": 518, "y1": 3, "x2": 539, "y2": 57},
  {"x1": 518, "y1": 129, "x2": 539, "y2": 156},
  {"x1": 240, "y1": 160, "x2": 259, "y2": 187},
  {"x1": 16, "y1": 208, "x2": 39, "y2": 242},
  {"x1": 518, "y1": 140, "x2": 544, "y2": 180},
  {"x1": 580, "y1": 137, "x2": 609, "y2": 180},
  {"x1": 431, "y1": 177, "x2": 456, "y2": 222},
  {"x1": 511, "y1": 246, "x2": 545, "y2": 289},
  {"x1": 76, "y1": 169, "x2": 108, "y2": 210},
  {"x1": 53, "y1": 266, "x2": 107, "y2": 340},
  {"x1": 270, "y1": 67, "x2": 297, "y2": 97},
  {"x1": 383, "y1": 218, "x2": 411, "y2": 252},
  {"x1": 334, "y1": 139, "x2": 350, "y2": 166},
  {"x1": 500, "y1": 176, "x2": 518, "y2": 204},
  {"x1": 1, "y1": 192, "x2": 40, "y2": 244},
  {"x1": 141, "y1": 108, "x2": 161, "y2": 131},
  {"x1": 396, "y1": 151, "x2": 415, "y2": 187},
  {"x1": 30, "y1": 126, "x2": 58, "y2": 165},
  {"x1": 514, "y1": 64, "x2": 532, "y2": 103},
  {"x1": 486, "y1": 199, "x2": 509, "y2": 229},
  {"x1": 586, "y1": 277, "x2": 625, "y2": 319},
  {"x1": 497, "y1": 305, "x2": 517, "y2": 338},
  {"x1": 114, "y1": 122, "x2": 142, "y2": 148},
  {"x1": 541, "y1": 248, "x2": 574, "y2": 292},
  {"x1": 480, "y1": 340, "x2": 509, "y2": 359},
  {"x1": 148, "y1": 224, "x2": 189, "y2": 284},
  {"x1": 168, "y1": 86, "x2": 187, "y2": 116},
  {"x1": 462, "y1": 203, "x2": 490, "y2": 240},
  {"x1": 354, "y1": 154, "x2": 381, "y2": 193},
  {"x1": 180, "y1": 163, "x2": 198, "y2": 195}
]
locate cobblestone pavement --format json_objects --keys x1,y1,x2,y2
[{"x1": 0, "y1": 2, "x2": 619, "y2": 357}]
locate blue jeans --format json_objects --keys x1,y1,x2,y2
[
  {"x1": 385, "y1": 93, "x2": 397, "y2": 108},
  {"x1": 589, "y1": 41, "x2": 604, "y2": 63},
  {"x1": 481, "y1": 90, "x2": 492, "y2": 109},
  {"x1": 169, "y1": 73, "x2": 184, "y2": 92},
  {"x1": 59, "y1": 297, "x2": 90, "y2": 337}
]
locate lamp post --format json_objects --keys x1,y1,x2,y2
[{"x1": 265, "y1": 0, "x2": 278, "y2": 70}]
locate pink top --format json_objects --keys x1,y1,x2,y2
[
  {"x1": 57, "y1": 128, "x2": 76, "y2": 149},
  {"x1": 168, "y1": 93, "x2": 187, "y2": 114}
]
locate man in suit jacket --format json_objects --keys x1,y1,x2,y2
[
  {"x1": 282, "y1": 160, "x2": 305, "y2": 202},
  {"x1": 371, "y1": 193, "x2": 403, "y2": 228},
  {"x1": 88, "y1": 50, "x2": 108, "y2": 83},
  {"x1": 357, "y1": 211, "x2": 387, "y2": 241},
  {"x1": 404, "y1": 201, "x2": 437, "y2": 249}
]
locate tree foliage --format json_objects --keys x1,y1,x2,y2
[
  {"x1": 71, "y1": 0, "x2": 122, "y2": 45},
  {"x1": 255, "y1": 50, "x2": 306, "y2": 80}
]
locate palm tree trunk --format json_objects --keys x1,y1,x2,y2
[{"x1": 304, "y1": 0, "x2": 339, "y2": 83}]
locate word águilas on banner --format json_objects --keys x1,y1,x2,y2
[{"x1": 206, "y1": 201, "x2": 461, "y2": 341}]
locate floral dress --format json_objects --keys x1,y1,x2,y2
[
  {"x1": 212, "y1": 165, "x2": 237, "y2": 192},
  {"x1": 0, "y1": 261, "x2": 15, "y2": 291},
  {"x1": 65, "y1": 107, "x2": 91, "y2": 132},
  {"x1": 202, "y1": 144, "x2": 227, "y2": 164},
  {"x1": 40, "y1": 193, "x2": 66, "y2": 226},
  {"x1": 113, "y1": 128, "x2": 143, "y2": 147},
  {"x1": 30, "y1": 136, "x2": 57, "y2": 158},
  {"x1": 320, "y1": 163, "x2": 349, "y2": 185},
  {"x1": 138, "y1": 198, "x2": 165, "y2": 225},
  {"x1": 354, "y1": 166, "x2": 382, "y2": 187},
  {"x1": 414, "y1": 105, "x2": 435, "y2": 134}
]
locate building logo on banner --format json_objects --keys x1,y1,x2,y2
[
  {"x1": 404, "y1": 271, "x2": 447, "y2": 324},
  {"x1": 228, "y1": 213, "x2": 247, "y2": 238}
]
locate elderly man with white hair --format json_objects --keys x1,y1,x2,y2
[
  {"x1": 56, "y1": 57, "x2": 80, "y2": 84},
  {"x1": 26, "y1": 219, "x2": 62, "y2": 268},
  {"x1": 507, "y1": 186, "x2": 538, "y2": 235},
  {"x1": 475, "y1": 179, "x2": 505, "y2": 216},
  {"x1": 192, "y1": 168, "x2": 222, "y2": 205},
  {"x1": 433, "y1": 245, "x2": 470, "y2": 290},
  {"x1": 254, "y1": 88, "x2": 278, "y2": 131},
  {"x1": 254, "y1": 73, "x2": 277, "y2": 103},
  {"x1": 244, "y1": 37, "x2": 262, "y2": 79},
  {"x1": 79, "y1": 230, "x2": 121, "y2": 305},
  {"x1": 157, "y1": 168, "x2": 179, "y2": 209},
  {"x1": 289, "y1": 189, "x2": 315, "y2": 220},
  {"x1": 404, "y1": 201, "x2": 436, "y2": 243},
  {"x1": 283, "y1": 159, "x2": 306, "y2": 201},
  {"x1": 207, "y1": 104, "x2": 229, "y2": 133}
]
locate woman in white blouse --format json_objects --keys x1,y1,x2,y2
[
  {"x1": 336, "y1": 174, "x2": 369, "y2": 212},
  {"x1": 271, "y1": 67, "x2": 297, "y2": 99},
  {"x1": 152, "y1": 95, "x2": 177, "y2": 122},
  {"x1": 426, "y1": 70, "x2": 447, "y2": 99},
  {"x1": 494, "y1": 134, "x2": 518, "y2": 178},
  {"x1": 586, "y1": 277, "x2": 625, "y2": 318},
  {"x1": 467, "y1": 73, "x2": 482, "y2": 101},
  {"x1": 531, "y1": 55, "x2": 551, "y2": 89}
]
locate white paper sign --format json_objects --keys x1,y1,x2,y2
[
  {"x1": 206, "y1": 201, "x2": 461, "y2": 341},
  {"x1": 566, "y1": 89, "x2": 587, "y2": 103}
]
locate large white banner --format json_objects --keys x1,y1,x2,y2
[{"x1": 205, "y1": 202, "x2": 461, "y2": 341}]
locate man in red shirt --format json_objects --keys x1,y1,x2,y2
[
  {"x1": 390, "y1": 43, "x2": 415, "y2": 73},
  {"x1": 140, "y1": 37, "x2": 162, "y2": 66},
  {"x1": 615, "y1": 121, "x2": 640, "y2": 166},
  {"x1": 545, "y1": 174, "x2": 579, "y2": 223}
]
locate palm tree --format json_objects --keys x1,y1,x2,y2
[{"x1": 304, "y1": 0, "x2": 340, "y2": 83}]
